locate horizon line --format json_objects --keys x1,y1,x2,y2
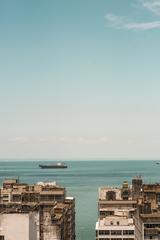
[{"x1": 0, "y1": 158, "x2": 159, "y2": 162}]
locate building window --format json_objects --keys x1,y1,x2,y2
[
  {"x1": 123, "y1": 239, "x2": 134, "y2": 240},
  {"x1": 123, "y1": 230, "x2": 134, "y2": 235},
  {"x1": 111, "y1": 230, "x2": 122, "y2": 235},
  {"x1": 99, "y1": 230, "x2": 110, "y2": 235},
  {"x1": 99, "y1": 239, "x2": 110, "y2": 240},
  {"x1": 110, "y1": 238, "x2": 122, "y2": 240},
  {"x1": 0, "y1": 236, "x2": 4, "y2": 240}
]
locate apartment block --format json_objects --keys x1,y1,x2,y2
[
  {"x1": 0, "y1": 179, "x2": 75, "y2": 240},
  {"x1": 96, "y1": 176, "x2": 160, "y2": 240}
]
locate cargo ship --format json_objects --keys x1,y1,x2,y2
[{"x1": 39, "y1": 162, "x2": 67, "y2": 169}]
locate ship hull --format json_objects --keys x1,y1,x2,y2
[{"x1": 39, "y1": 164, "x2": 67, "y2": 169}]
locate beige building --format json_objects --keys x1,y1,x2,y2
[
  {"x1": 96, "y1": 183, "x2": 136, "y2": 240},
  {"x1": 0, "y1": 212, "x2": 39, "y2": 240},
  {"x1": 134, "y1": 184, "x2": 160, "y2": 240},
  {"x1": 96, "y1": 212, "x2": 135, "y2": 240},
  {"x1": 96, "y1": 177, "x2": 160, "y2": 240},
  {"x1": 0, "y1": 179, "x2": 75, "y2": 240}
]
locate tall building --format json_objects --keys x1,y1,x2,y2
[
  {"x1": 0, "y1": 179, "x2": 75, "y2": 240},
  {"x1": 96, "y1": 177, "x2": 160, "y2": 240},
  {"x1": 132, "y1": 176, "x2": 143, "y2": 200},
  {"x1": 134, "y1": 183, "x2": 160, "y2": 240},
  {"x1": 96, "y1": 184, "x2": 136, "y2": 240}
]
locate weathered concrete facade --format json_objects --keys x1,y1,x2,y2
[
  {"x1": 0, "y1": 179, "x2": 75, "y2": 240},
  {"x1": 0, "y1": 212, "x2": 39, "y2": 240},
  {"x1": 96, "y1": 177, "x2": 160, "y2": 240}
]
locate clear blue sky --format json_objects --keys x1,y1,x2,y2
[{"x1": 1, "y1": 0, "x2": 160, "y2": 159}]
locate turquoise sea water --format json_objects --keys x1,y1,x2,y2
[{"x1": 0, "y1": 160, "x2": 159, "y2": 240}]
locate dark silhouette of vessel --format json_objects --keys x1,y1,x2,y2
[{"x1": 39, "y1": 162, "x2": 67, "y2": 169}]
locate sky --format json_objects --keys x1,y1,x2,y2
[{"x1": 0, "y1": 0, "x2": 160, "y2": 160}]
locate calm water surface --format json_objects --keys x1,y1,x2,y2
[{"x1": 0, "y1": 160, "x2": 159, "y2": 240}]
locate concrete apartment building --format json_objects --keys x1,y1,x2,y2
[
  {"x1": 96, "y1": 177, "x2": 160, "y2": 240},
  {"x1": 0, "y1": 179, "x2": 75, "y2": 240},
  {"x1": 96, "y1": 183, "x2": 136, "y2": 240},
  {"x1": 134, "y1": 181, "x2": 160, "y2": 240}
]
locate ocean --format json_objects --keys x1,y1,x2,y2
[{"x1": 0, "y1": 160, "x2": 159, "y2": 240}]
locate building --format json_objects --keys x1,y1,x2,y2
[
  {"x1": 96, "y1": 177, "x2": 160, "y2": 240},
  {"x1": 96, "y1": 211, "x2": 135, "y2": 240},
  {"x1": 0, "y1": 179, "x2": 75, "y2": 240},
  {"x1": 96, "y1": 183, "x2": 136, "y2": 240},
  {"x1": 98, "y1": 186, "x2": 136, "y2": 220},
  {"x1": 134, "y1": 184, "x2": 160, "y2": 240}
]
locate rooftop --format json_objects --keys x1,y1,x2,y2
[
  {"x1": 96, "y1": 216, "x2": 134, "y2": 230},
  {"x1": 99, "y1": 187, "x2": 122, "y2": 200}
]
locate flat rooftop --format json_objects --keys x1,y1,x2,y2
[{"x1": 96, "y1": 216, "x2": 134, "y2": 230}]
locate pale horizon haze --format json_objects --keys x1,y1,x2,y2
[{"x1": 1, "y1": 0, "x2": 160, "y2": 160}]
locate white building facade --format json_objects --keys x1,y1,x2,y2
[{"x1": 96, "y1": 214, "x2": 135, "y2": 240}]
